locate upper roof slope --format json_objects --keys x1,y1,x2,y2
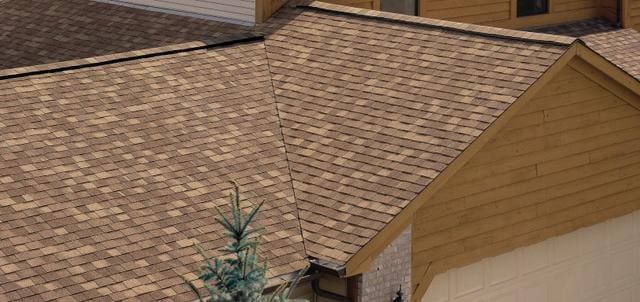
[
  {"x1": 0, "y1": 0, "x2": 254, "y2": 69},
  {"x1": 530, "y1": 18, "x2": 640, "y2": 81},
  {"x1": 0, "y1": 40, "x2": 307, "y2": 301},
  {"x1": 266, "y1": 2, "x2": 571, "y2": 263}
]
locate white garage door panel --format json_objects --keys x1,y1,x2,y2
[{"x1": 422, "y1": 210, "x2": 640, "y2": 302}]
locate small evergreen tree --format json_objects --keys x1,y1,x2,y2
[{"x1": 183, "y1": 182, "x2": 307, "y2": 302}]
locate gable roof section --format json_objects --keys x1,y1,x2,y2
[
  {"x1": 0, "y1": 0, "x2": 254, "y2": 70},
  {"x1": 265, "y1": 2, "x2": 573, "y2": 266},
  {"x1": 581, "y1": 29, "x2": 640, "y2": 81},
  {"x1": 528, "y1": 19, "x2": 640, "y2": 81},
  {"x1": 0, "y1": 39, "x2": 307, "y2": 301}
]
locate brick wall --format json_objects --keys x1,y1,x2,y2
[{"x1": 358, "y1": 226, "x2": 412, "y2": 302}]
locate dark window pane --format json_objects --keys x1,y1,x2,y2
[
  {"x1": 518, "y1": 0, "x2": 549, "y2": 17},
  {"x1": 381, "y1": 0, "x2": 417, "y2": 15}
]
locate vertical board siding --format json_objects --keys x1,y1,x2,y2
[
  {"x1": 419, "y1": 0, "x2": 603, "y2": 28},
  {"x1": 98, "y1": 0, "x2": 255, "y2": 25},
  {"x1": 411, "y1": 61, "x2": 640, "y2": 296}
]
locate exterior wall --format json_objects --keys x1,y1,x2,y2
[
  {"x1": 626, "y1": 0, "x2": 640, "y2": 29},
  {"x1": 323, "y1": 0, "x2": 380, "y2": 10},
  {"x1": 358, "y1": 226, "x2": 412, "y2": 302},
  {"x1": 419, "y1": 0, "x2": 605, "y2": 29},
  {"x1": 411, "y1": 60, "x2": 640, "y2": 299},
  {"x1": 422, "y1": 209, "x2": 640, "y2": 302},
  {"x1": 257, "y1": 0, "x2": 379, "y2": 22},
  {"x1": 96, "y1": 0, "x2": 255, "y2": 25},
  {"x1": 601, "y1": 0, "x2": 619, "y2": 23}
]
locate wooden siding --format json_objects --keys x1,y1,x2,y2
[
  {"x1": 322, "y1": 0, "x2": 380, "y2": 10},
  {"x1": 256, "y1": 0, "x2": 287, "y2": 23},
  {"x1": 419, "y1": 0, "x2": 604, "y2": 29},
  {"x1": 600, "y1": 0, "x2": 618, "y2": 23},
  {"x1": 411, "y1": 60, "x2": 640, "y2": 299},
  {"x1": 628, "y1": 0, "x2": 640, "y2": 29},
  {"x1": 99, "y1": 0, "x2": 255, "y2": 25}
]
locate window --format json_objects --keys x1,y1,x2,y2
[
  {"x1": 517, "y1": 0, "x2": 549, "y2": 17},
  {"x1": 381, "y1": 0, "x2": 418, "y2": 16}
]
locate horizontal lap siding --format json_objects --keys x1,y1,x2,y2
[
  {"x1": 321, "y1": 0, "x2": 380, "y2": 10},
  {"x1": 100, "y1": 0, "x2": 255, "y2": 25},
  {"x1": 411, "y1": 62, "x2": 640, "y2": 295},
  {"x1": 630, "y1": 0, "x2": 640, "y2": 29},
  {"x1": 599, "y1": 0, "x2": 618, "y2": 22},
  {"x1": 419, "y1": 0, "x2": 601, "y2": 29},
  {"x1": 420, "y1": 0, "x2": 511, "y2": 25}
]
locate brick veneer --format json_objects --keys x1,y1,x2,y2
[{"x1": 358, "y1": 226, "x2": 412, "y2": 302}]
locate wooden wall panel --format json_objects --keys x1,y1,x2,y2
[
  {"x1": 419, "y1": 0, "x2": 604, "y2": 29},
  {"x1": 600, "y1": 0, "x2": 618, "y2": 23},
  {"x1": 629, "y1": 0, "x2": 640, "y2": 29},
  {"x1": 256, "y1": 0, "x2": 380, "y2": 22},
  {"x1": 322, "y1": 0, "x2": 380, "y2": 10},
  {"x1": 420, "y1": 0, "x2": 511, "y2": 24},
  {"x1": 411, "y1": 61, "x2": 640, "y2": 299}
]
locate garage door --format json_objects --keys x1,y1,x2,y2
[{"x1": 422, "y1": 210, "x2": 640, "y2": 302}]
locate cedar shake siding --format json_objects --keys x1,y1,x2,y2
[{"x1": 411, "y1": 59, "x2": 640, "y2": 299}]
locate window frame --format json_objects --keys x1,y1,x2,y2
[
  {"x1": 516, "y1": 0, "x2": 550, "y2": 17},
  {"x1": 380, "y1": 0, "x2": 419, "y2": 16}
]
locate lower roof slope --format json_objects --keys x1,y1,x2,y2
[
  {"x1": 0, "y1": 0, "x2": 254, "y2": 70},
  {"x1": 529, "y1": 18, "x2": 640, "y2": 81},
  {"x1": 0, "y1": 41, "x2": 307, "y2": 301},
  {"x1": 266, "y1": 2, "x2": 571, "y2": 264}
]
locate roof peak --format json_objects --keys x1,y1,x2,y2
[
  {"x1": 0, "y1": 35, "x2": 263, "y2": 81},
  {"x1": 302, "y1": 1, "x2": 576, "y2": 46}
]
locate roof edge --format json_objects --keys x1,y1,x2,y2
[
  {"x1": 303, "y1": 1, "x2": 576, "y2": 47},
  {"x1": 0, "y1": 35, "x2": 264, "y2": 81},
  {"x1": 342, "y1": 43, "x2": 581, "y2": 279}
]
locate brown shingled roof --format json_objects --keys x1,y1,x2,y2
[
  {"x1": 266, "y1": 2, "x2": 571, "y2": 264},
  {"x1": 0, "y1": 0, "x2": 254, "y2": 70},
  {"x1": 582, "y1": 29, "x2": 640, "y2": 81},
  {"x1": 0, "y1": 1, "x2": 581, "y2": 301},
  {"x1": 0, "y1": 39, "x2": 306, "y2": 301},
  {"x1": 528, "y1": 18, "x2": 640, "y2": 81}
]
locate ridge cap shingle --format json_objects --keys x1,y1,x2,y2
[
  {"x1": 303, "y1": 1, "x2": 576, "y2": 46},
  {"x1": 0, "y1": 35, "x2": 263, "y2": 81}
]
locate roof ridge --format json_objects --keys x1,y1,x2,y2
[
  {"x1": 302, "y1": 1, "x2": 576, "y2": 46},
  {"x1": 0, "y1": 35, "x2": 263, "y2": 81}
]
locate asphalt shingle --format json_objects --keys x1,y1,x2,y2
[
  {"x1": 266, "y1": 2, "x2": 570, "y2": 264},
  {"x1": 0, "y1": 0, "x2": 254, "y2": 69},
  {"x1": 0, "y1": 41, "x2": 307, "y2": 301},
  {"x1": 0, "y1": 1, "x2": 588, "y2": 300},
  {"x1": 529, "y1": 18, "x2": 640, "y2": 81}
]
